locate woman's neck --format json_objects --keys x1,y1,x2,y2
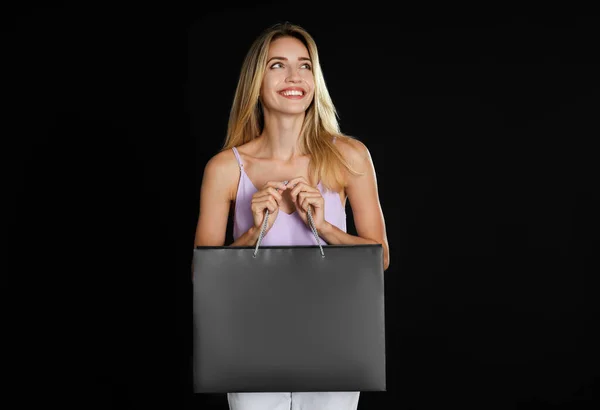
[{"x1": 258, "y1": 111, "x2": 306, "y2": 161}]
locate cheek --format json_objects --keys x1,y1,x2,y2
[
  {"x1": 260, "y1": 79, "x2": 273, "y2": 93},
  {"x1": 262, "y1": 73, "x2": 278, "y2": 87},
  {"x1": 263, "y1": 76, "x2": 285, "y2": 94},
  {"x1": 304, "y1": 75, "x2": 315, "y2": 91}
]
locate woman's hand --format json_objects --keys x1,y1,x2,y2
[
  {"x1": 287, "y1": 176, "x2": 326, "y2": 233},
  {"x1": 250, "y1": 181, "x2": 288, "y2": 235}
]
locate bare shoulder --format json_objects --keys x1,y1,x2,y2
[
  {"x1": 202, "y1": 148, "x2": 241, "y2": 202},
  {"x1": 205, "y1": 148, "x2": 239, "y2": 171},
  {"x1": 334, "y1": 135, "x2": 371, "y2": 171}
]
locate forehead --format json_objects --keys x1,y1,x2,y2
[{"x1": 267, "y1": 36, "x2": 310, "y2": 57}]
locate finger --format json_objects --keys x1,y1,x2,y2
[
  {"x1": 290, "y1": 183, "x2": 317, "y2": 199},
  {"x1": 252, "y1": 188, "x2": 283, "y2": 202},
  {"x1": 251, "y1": 194, "x2": 272, "y2": 205},
  {"x1": 301, "y1": 195, "x2": 323, "y2": 212},
  {"x1": 253, "y1": 190, "x2": 283, "y2": 203},
  {"x1": 254, "y1": 195, "x2": 280, "y2": 208},
  {"x1": 263, "y1": 181, "x2": 289, "y2": 191},
  {"x1": 296, "y1": 191, "x2": 318, "y2": 206},
  {"x1": 287, "y1": 176, "x2": 309, "y2": 189},
  {"x1": 267, "y1": 198, "x2": 278, "y2": 213},
  {"x1": 262, "y1": 187, "x2": 284, "y2": 202},
  {"x1": 253, "y1": 198, "x2": 278, "y2": 214},
  {"x1": 252, "y1": 195, "x2": 279, "y2": 209}
]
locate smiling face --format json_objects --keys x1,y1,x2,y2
[{"x1": 259, "y1": 36, "x2": 315, "y2": 115}]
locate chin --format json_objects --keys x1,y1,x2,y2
[{"x1": 278, "y1": 108, "x2": 308, "y2": 116}]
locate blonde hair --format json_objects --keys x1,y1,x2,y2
[{"x1": 221, "y1": 21, "x2": 363, "y2": 193}]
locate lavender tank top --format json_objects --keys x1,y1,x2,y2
[{"x1": 232, "y1": 145, "x2": 346, "y2": 246}]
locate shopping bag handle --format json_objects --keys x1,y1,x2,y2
[{"x1": 253, "y1": 180, "x2": 325, "y2": 258}]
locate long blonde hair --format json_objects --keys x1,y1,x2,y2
[{"x1": 221, "y1": 21, "x2": 363, "y2": 193}]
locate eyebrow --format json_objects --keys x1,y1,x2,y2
[{"x1": 267, "y1": 56, "x2": 312, "y2": 63}]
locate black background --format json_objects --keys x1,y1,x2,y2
[{"x1": 8, "y1": 2, "x2": 599, "y2": 409}]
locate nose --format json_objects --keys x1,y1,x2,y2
[{"x1": 285, "y1": 67, "x2": 302, "y2": 82}]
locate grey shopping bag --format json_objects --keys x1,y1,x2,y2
[{"x1": 192, "y1": 209, "x2": 386, "y2": 393}]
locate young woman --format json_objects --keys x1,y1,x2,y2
[{"x1": 194, "y1": 21, "x2": 390, "y2": 410}]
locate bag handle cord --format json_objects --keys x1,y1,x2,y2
[{"x1": 253, "y1": 180, "x2": 325, "y2": 258}]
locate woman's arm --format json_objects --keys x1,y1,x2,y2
[
  {"x1": 194, "y1": 151, "x2": 234, "y2": 248},
  {"x1": 318, "y1": 138, "x2": 390, "y2": 271},
  {"x1": 195, "y1": 149, "x2": 289, "y2": 249},
  {"x1": 194, "y1": 150, "x2": 263, "y2": 248}
]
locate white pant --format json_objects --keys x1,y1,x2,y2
[{"x1": 227, "y1": 392, "x2": 360, "y2": 410}]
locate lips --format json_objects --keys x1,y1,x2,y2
[{"x1": 278, "y1": 87, "x2": 306, "y2": 98}]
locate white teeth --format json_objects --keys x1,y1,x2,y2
[{"x1": 280, "y1": 90, "x2": 303, "y2": 96}]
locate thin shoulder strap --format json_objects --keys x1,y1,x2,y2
[
  {"x1": 333, "y1": 136, "x2": 337, "y2": 144},
  {"x1": 231, "y1": 147, "x2": 244, "y2": 169}
]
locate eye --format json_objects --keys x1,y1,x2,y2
[
  {"x1": 301, "y1": 63, "x2": 312, "y2": 70},
  {"x1": 270, "y1": 62, "x2": 284, "y2": 69}
]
